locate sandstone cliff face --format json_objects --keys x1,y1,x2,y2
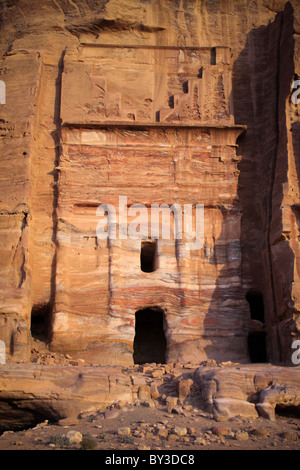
[{"x1": 0, "y1": 0, "x2": 299, "y2": 366}]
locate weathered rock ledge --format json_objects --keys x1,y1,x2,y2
[
  {"x1": 194, "y1": 363, "x2": 300, "y2": 421},
  {"x1": 0, "y1": 364, "x2": 132, "y2": 432}
]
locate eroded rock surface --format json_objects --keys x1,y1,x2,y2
[
  {"x1": 1, "y1": 361, "x2": 300, "y2": 434},
  {"x1": 194, "y1": 363, "x2": 300, "y2": 420},
  {"x1": 0, "y1": 0, "x2": 299, "y2": 366},
  {"x1": 0, "y1": 363, "x2": 132, "y2": 433}
]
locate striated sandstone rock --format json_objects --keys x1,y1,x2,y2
[
  {"x1": 0, "y1": 0, "x2": 299, "y2": 380},
  {"x1": 0, "y1": 363, "x2": 132, "y2": 433},
  {"x1": 194, "y1": 364, "x2": 300, "y2": 420}
]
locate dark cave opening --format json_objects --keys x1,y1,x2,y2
[
  {"x1": 140, "y1": 239, "x2": 158, "y2": 273},
  {"x1": 246, "y1": 291, "x2": 267, "y2": 362},
  {"x1": 210, "y1": 46, "x2": 216, "y2": 65},
  {"x1": 30, "y1": 303, "x2": 51, "y2": 342},
  {"x1": 275, "y1": 404, "x2": 300, "y2": 419},
  {"x1": 246, "y1": 291, "x2": 265, "y2": 323},
  {"x1": 133, "y1": 307, "x2": 166, "y2": 364},
  {"x1": 248, "y1": 332, "x2": 267, "y2": 363}
]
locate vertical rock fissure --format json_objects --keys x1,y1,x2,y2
[
  {"x1": 266, "y1": 4, "x2": 294, "y2": 361},
  {"x1": 48, "y1": 49, "x2": 66, "y2": 341},
  {"x1": 266, "y1": 11, "x2": 284, "y2": 348}
]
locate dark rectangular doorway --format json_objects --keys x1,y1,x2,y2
[
  {"x1": 140, "y1": 240, "x2": 158, "y2": 273},
  {"x1": 133, "y1": 307, "x2": 166, "y2": 364},
  {"x1": 246, "y1": 291, "x2": 267, "y2": 362}
]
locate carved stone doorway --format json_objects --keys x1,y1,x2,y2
[{"x1": 133, "y1": 307, "x2": 166, "y2": 364}]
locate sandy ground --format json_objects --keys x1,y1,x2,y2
[{"x1": 0, "y1": 397, "x2": 299, "y2": 452}]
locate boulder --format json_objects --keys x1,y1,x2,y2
[
  {"x1": 194, "y1": 364, "x2": 300, "y2": 420},
  {"x1": 0, "y1": 363, "x2": 132, "y2": 433}
]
